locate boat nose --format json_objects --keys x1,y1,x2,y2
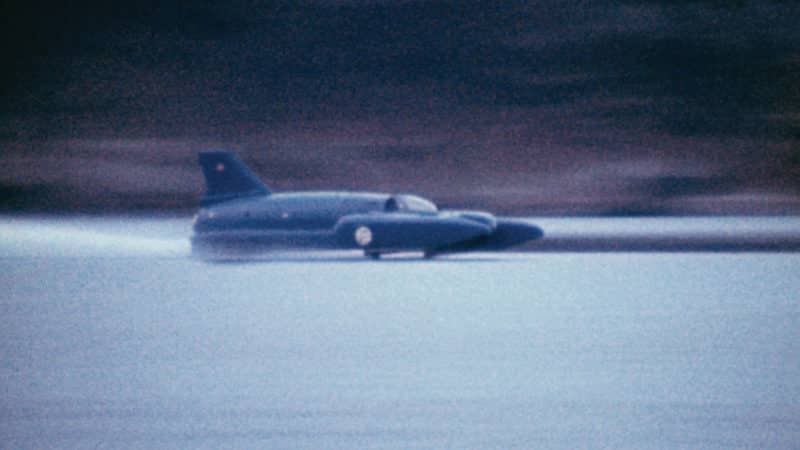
[
  {"x1": 475, "y1": 219, "x2": 544, "y2": 250},
  {"x1": 498, "y1": 219, "x2": 544, "y2": 240},
  {"x1": 525, "y1": 224, "x2": 544, "y2": 240}
]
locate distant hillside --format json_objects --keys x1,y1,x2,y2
[{"x1": 1, "y1": 1, "x2": 798, "y2": 214}]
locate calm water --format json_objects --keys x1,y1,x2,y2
[{"x1": 1, "y1": 217, "x2": 799, "y2": 449}]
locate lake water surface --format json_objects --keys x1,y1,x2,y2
[{"x1": 1, "y1": 217, "x2": 798, "y2": 449}]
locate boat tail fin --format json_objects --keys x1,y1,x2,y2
[{"x1": 198, "y1": 151, "x2": 270, "y2": 206}]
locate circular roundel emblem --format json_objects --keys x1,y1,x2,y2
[{"x1": 354, "y1": 226, "x2": 373, "y2": 247}]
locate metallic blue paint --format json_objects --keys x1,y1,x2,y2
[{"x1": 191, "y1": 151, "x2": 543, "y2": 259}]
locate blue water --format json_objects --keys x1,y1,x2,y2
[{"x1": 1, "y1": 217, "x2": 799, "y2": 449}]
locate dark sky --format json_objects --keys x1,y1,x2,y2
[{"x1": 2, "y1": 0, "x2": 799, "y2": 213}]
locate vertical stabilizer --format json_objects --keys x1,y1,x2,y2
[{"x1": 198, "y1": 151, "x2": 270, "y2": 206}]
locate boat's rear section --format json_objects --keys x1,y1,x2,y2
[{"x1": 190, "y1": 228, "x2": 340, "y2": 260}]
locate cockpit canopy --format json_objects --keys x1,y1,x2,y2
[{"x1": 385, "y1": 195, "x2": 438, "y2": 213}]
